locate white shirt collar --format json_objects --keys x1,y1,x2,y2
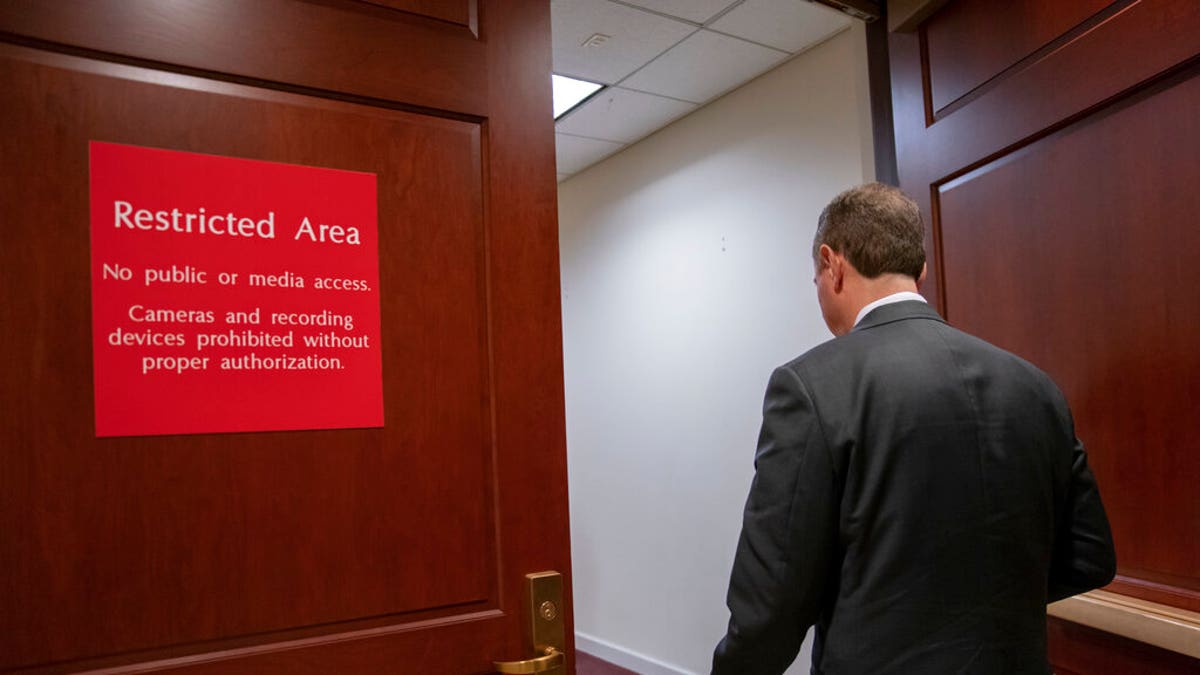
[{"x1": 853, "y1": 291, "x2": 927, "y2": 327}]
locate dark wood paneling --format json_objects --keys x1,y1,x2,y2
[
  {"x1": 891, "y1": 0, "x2": 1200, "y2": 203},
  {"x1": 891, "y1": 0, "x2": 1200, "y2": 341},
  {"x1": 484, "y1": 4, "x2": 575, "y2": 667},
  {"x1": 935, "y1": 63, "x2": 1200, "y2": 609},
  {"x1": 0, "y1": 45, "x2": 493, "y2": 670},
  {"x1": 0, "y1": 0, "x2": 570, "y2": 673},
  {"x1": 923, "y1": 0, "x2": 1111, "y2": 114},
  {"x1": 358, "y1": 0, "x2": 476, "y2": 31},
  {"x1": 890, "y1": 0, "x2": 1200, "y2": 667},
  {"x1": 81, "y1": 614, "x2": 510, "y2": 674},
  {"x1": 0, "y1": 0, "x2": 487, "y2": 116},
  {"x1": 1048, "y1": 617, "x2": 1200, "y2": 674}
]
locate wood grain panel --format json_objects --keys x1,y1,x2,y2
[
  {"x1": 1048, "y1": 616, "x2": 1200, "y2": 674},
  {"x1": 890, "y1": 0, "x2": 1200, "y2": 311},
  {"x1": 358, "y1": 0, "x2": 477, "y2": 33},
  {"x1": 0, "y1": 0, "x2": 568, "y2": 672},
  {"x1": 892, "y1": 0, "x2": 1200, "y2": 667},
  {"x1": 933, "y1": 61, "x2": 1200, "y2": 611},
  {"x1": 0, "y1": 0, "x2": 487, "y2": 116},
  {"x1": 0, "y1": 45, "x2": 496, "y2": 670},
  {"x1": 923, "y1": 0, "x2": 1112, "y2": 114},
  {"x1": 74, "y1": 613, "x2": 509, "y2": 674}
]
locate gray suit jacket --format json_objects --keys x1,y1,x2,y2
[{"x1": 713, "y1": 301, "x2": 1115, "y2": 674}]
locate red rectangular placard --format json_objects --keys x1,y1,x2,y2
[{"x1": 89, "y1": 142, "x2": 383, "y2": 437}]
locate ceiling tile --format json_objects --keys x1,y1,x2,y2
[
  {"x1": 555, "y1": 133, "x2": 626, "y2": 175},
  {"x1": 709, "y1": 0, "x2": 850, "y2": 52},
  {"x1": 621, "y1": 29, "x2": 789, "y2": 103},
  {"x1": 617, "y1": 0, "x2": 740, "y2": 24},
  {"x1": 552, "y1": 0, "x2": 695, "y2": 84},
  {"x1": 556, "y1": 87, "x2": 697, "y2": 144}
]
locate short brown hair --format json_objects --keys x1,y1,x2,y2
[{"x1": 813, "y1": 182, "x2": 925, "y2": 280}]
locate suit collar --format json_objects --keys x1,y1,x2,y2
[{"x1": 851, "y1": 299, "x2": 946, "y2": 332}]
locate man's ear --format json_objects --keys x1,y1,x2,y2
[
  {"x1": 820, "y1": 244, "x2": 845, "y2": 292},
  {"x1": 818, "y1": 244, "x2": 834, "y2": 274},
  {"x1": 917, "y1": 262, "x2": 928, "y2": 288}
]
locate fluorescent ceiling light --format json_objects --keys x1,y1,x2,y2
[{"x1": 553, "y1": 74, "x2": 603, "y2": 119}]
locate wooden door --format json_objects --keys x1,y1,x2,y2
[
  {"x1": 886, "y1": 0, "x2": 1199, "y2": 672},
  {"x1": 0, "y1": 1, "x2": 571, "y2": 673}
]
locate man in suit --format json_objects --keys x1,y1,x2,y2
[{"x1": 712, "y1": 183, "x2": 1115, "y2": 674}]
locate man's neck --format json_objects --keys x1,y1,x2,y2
[
  {"x1": 850, "y1": 274, "x2": 920, "y2": 314},
  {"x1": 844, "y1": 274, "x2": 922, "y2": 331}
]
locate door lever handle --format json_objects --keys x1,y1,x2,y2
[
  {"x1": 495, "y1": 571, "x2": 566, "y2": 673},
  {"x1": 494, "y1": 646, "x2": 564, "y2": 673}
]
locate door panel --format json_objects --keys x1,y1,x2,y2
[
  {"x1": 1047, "y1": 617, "x2": 1200, "y2": 675},
  {"x1": 888, "y1": 0, "x2": 1200, "y2": 669},
  {"x1": 361, "y1": 0, "x2": 478, "y2": 32},
  {"x1": 0, "y1": 0, "x2": 488, "y2": 115},
  {"x1": 936, "y1": 66, "x2": 1200, "y2": 599},
  {"x1": 0, "y1": 1, "x2": 568, "y2": 673},
  {"x1": 891, "y1": 0, "x2": 1200, "y2": 311},
  {"x1": 923, "y1": 0, "x2": 1112, "y2": 114}
]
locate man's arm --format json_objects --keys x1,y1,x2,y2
[
  {"x1": 713, "y1": 366, "x2": 839, "y2": 675},
  {"x1": 1048, "y1": 434, "x2": 1116, "y2": 602}
]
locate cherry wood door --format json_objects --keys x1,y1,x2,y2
[
  {"x1": 887, "y1": 0, "x2": 1200, "y2": 671},
  {"x1": 0, "y1": 1, "x2": 571, "y2": 672}
]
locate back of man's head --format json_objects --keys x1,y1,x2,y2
[{"x1": 813, "y1": 183, "x2": 925, "y2": 281}]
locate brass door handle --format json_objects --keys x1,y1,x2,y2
[{"x1": 493, "y1": 646, "x2": 564, "y2": 674}]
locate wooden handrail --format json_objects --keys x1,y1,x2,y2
[{"x1": 1048, "y1": 590, "x2": 1200, "y2": 658}]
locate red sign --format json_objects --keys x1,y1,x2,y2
[{"x1": 89, "y1": 142, "x2": 383, "y2": 437}]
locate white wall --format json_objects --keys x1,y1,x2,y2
[{"x1": 558, "y1": 24, "x2": 875, "y2": 675}]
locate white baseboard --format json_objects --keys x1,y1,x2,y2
[{"x1": 575, "y1": 632, "x2": 696, "y2": 675}]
